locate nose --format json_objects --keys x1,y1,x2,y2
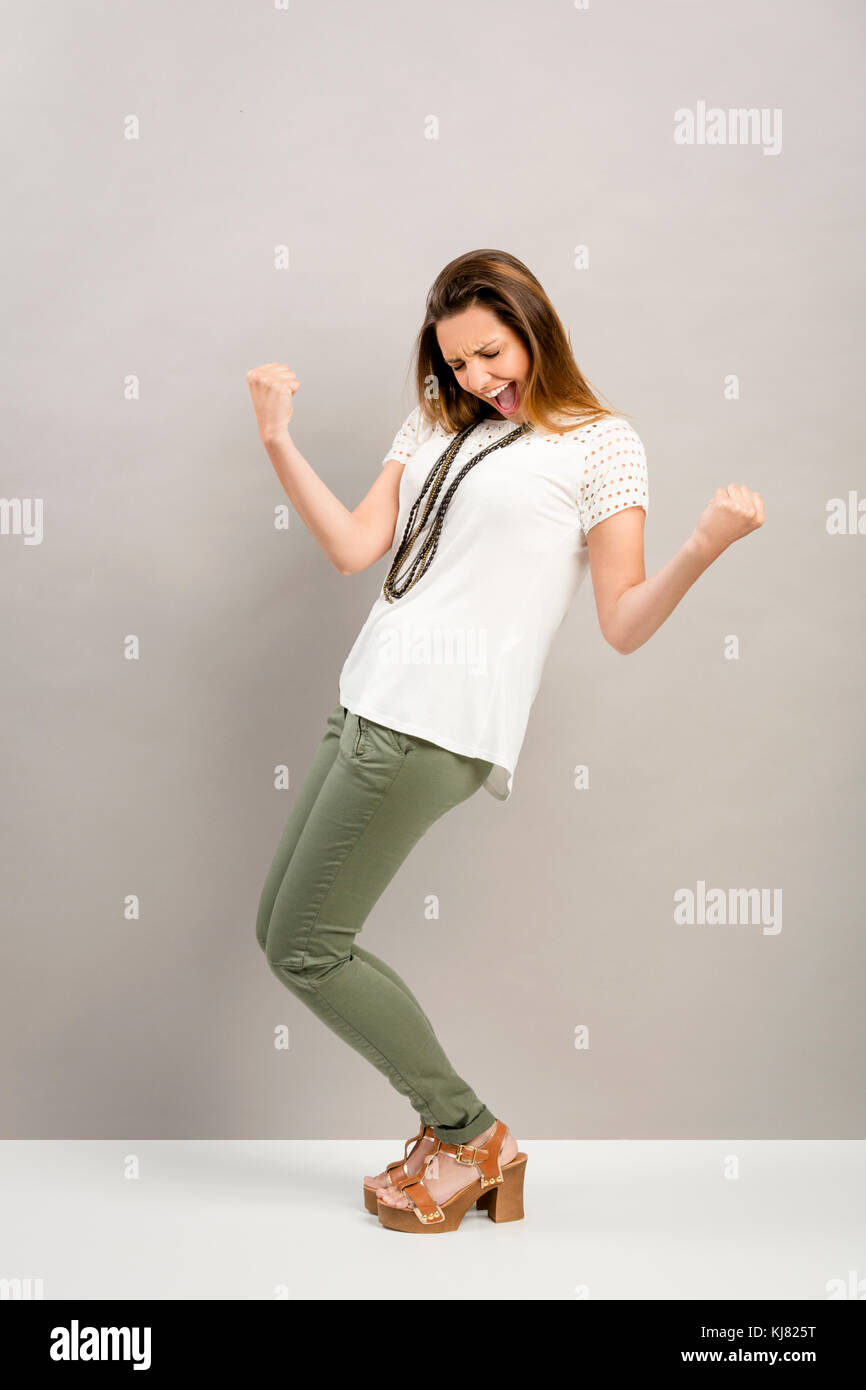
[{"x1": 465, "y1": 361, "x2": 494, "y2": 395}]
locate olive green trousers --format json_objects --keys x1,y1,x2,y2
[{"x1": 255, "y1": 701, "x2": 497, "y2": 1144}]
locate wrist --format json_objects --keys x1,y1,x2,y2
[
  {"x1": 684, "y1": 528, "x2": 724, "y2": 569},
  {"x1": 262, "y1": 428, "x2": 292, "y2": 454}
]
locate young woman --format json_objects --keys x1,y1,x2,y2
[{"x1": 247, "y1": 249, "x2": 764, "y2": 1235}]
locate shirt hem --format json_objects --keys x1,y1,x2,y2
[{"x1": 481, "y1": 779, "x2": 510, "y2": 801}]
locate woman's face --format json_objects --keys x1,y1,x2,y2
[{"x1": 436, "y1": 303, "x2": 530, "y2": 422}]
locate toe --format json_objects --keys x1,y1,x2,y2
[{"x1": 377, "y1": 1187, "x2": 408, "y2": 1208}]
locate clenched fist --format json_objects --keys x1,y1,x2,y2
[
  {"x1": 692, "y1": 484, "x2": 765, "y2": 557},
  {"x1": 246, "y1": 362, "x2": 300, "y2": 444}
]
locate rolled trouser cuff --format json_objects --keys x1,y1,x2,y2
[{"x1": 429, "y1": 1106, "x2": 497, "y2": 1146}]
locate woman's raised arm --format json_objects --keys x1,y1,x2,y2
[
  {"x1": 247, "y1": 362, "x2": 404, "y2": 575},
  {"x1": 586, "y1": 485, "x2": 765, "y2": 654}
]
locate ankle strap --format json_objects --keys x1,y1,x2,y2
[{"x1": 433, "y1": 1119, "x2": 508, "y2": 1187}]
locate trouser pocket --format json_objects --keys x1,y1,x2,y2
[
  {"x1": 353, "y1": 714, "x2": 366, "y2": 757},
  {"x1": 348, "y1": 711, "x2": 412, "y2": 760}
]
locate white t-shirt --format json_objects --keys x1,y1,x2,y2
[{"x1": 337, "y1": 405, "x2": 649, "y2": 801}]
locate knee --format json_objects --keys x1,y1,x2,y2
[
  {"x1": 264, "y1": 952, "x2": 308, "y2": 996},
  {"x1": 255, "y1": 877, "x2": 298, "y2": 957},
  {"x1": 262, "y1": 902, "x2": 310, "y2": 976},
  {"x1": 254, "y1": 892, "x2": 274, "y2": 955},
  {"x1": 260, "y1": 920, "x2": 307, "y2": 975},
  {"x1": 265, "y1": 933, "x2": 349, "y2": 986},
  {"x1": 262, "y1": 894, "x2": 350, "y2": 981}
]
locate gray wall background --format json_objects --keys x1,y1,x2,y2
[{"x1": 2, "y1": 0, "x2": 864, "y2": 1139}]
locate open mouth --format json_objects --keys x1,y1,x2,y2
[{"x1": 485, "y1": 381, "x2": 519, "y2": 414}]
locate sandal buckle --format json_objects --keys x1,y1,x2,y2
[{"x1": 453, "y1": 1143, "x2": 478, "y2": 1166}]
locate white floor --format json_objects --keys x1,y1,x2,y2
[{"x1": 2, "y1": 1140, "x2": 863, "y2": 1300}]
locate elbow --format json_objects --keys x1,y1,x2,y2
[
  {"x1": 335, "y1": 552, "x2": 378, "y2": 577},
  {"x1": 604, "y1": 629, "x2": 637, "y2": 655}
]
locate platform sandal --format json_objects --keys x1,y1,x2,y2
[
  {"x1": 376, "y1": 1118, "x2": 528, "y2": 1233},
  {"x1": 362, "y1": 1121, "x2": 436, "y2": 1214}
]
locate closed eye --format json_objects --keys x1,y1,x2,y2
[{"x1": 452, "y1": 350, "x2": 500, "y2": 371}]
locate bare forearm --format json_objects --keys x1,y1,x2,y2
[
  {"x1": 263, "y1": 430, "x2": 358, "y2": 573},
  {"x1": 608, "y1": 532, "x2": 724, "y2": 654}
]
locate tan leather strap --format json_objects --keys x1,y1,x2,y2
[
  {"x1": 434, "y1": 1119, "x2": 508, "y2": 1189},
  {"x1": 402, "y1": 1122, "x2": 423, "y2": 1161},
  {"x1": 383, "y1": 1125, "x2": 435, "y2": 1189},
  {"x1": 403, "y1": 1123, "x2": 435, "y2": 1161},
  {"x1": 387, "y1": 1165, "x2": 445, "y2": 1225}
]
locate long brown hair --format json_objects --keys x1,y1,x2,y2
[{"x1": 410, "y1": 249, "x2": 628, "y2": 437}]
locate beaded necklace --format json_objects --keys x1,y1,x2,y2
[{"x1": 382, "y1": 417, "x2": 532, "y2": 603}]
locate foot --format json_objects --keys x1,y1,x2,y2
[
  {"x1": 364, "y1": 1129, "x2": 436, "y2": 1193},
  {"x1": 376, "y1": 1120, "x2": 518, "y2": 1210}
]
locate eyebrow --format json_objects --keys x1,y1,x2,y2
[{"x1": 442, "y1": 338, "x2": 499, "y2": 365}]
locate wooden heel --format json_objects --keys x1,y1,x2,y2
[{"x1": 484, "y1": 1154, "x2": 527, "y2": 1222}]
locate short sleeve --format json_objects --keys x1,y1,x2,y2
[
  {"x1": 380, "y1": 405, "x2": 426, "y2": 468},
  {"x1": 577, "y1": 417, "x2": 649, "y2": 535}
]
